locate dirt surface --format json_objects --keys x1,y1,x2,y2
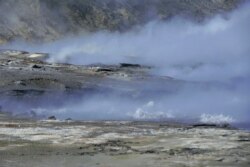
[{"x1": 0, "y1": 112, "x2": 249, "y2": 167}]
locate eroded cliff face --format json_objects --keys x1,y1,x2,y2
[{"x1": 0, "y1": 0, "x2": 242, "y2": 43}]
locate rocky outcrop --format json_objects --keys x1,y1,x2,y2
[{"x1": 0, "y1": 50, "x2": 181, "y2": 98}]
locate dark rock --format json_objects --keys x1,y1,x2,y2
[
  {"x1": 96, "y1": 68, "x2": 115, "y2": 72},
  {"x1": 192, "y1": 124, "x2": 217, "y2": 128},
  {"x1": 8, "y1": 90, "x2": 45, "y2": 96},
  {"x1": 120, "y1": 63, "x2": 141, "y2": 68},
  {"x1": 143, "y1": 150, "x2": 157, "y2": 154},
  {"x1": 238, "y1": 136, "x2": 250, "y2": 142},
  {"x1": 32, "y1": 64, "x2": 42, "y2": 69},
  {"x1": 238, "y1": 139, "x2": 250, "y2": 142},
  {"x1": 192, "y1": 123, "x2": 234, "y2": 129},
  {"x1": 180, "y1": 148, "x2": 206, "y2": 155},
  {"x1": 48, "y1": 116, "x2": 56, "y2": 120},
  {"x1": 169, "y1": 148, "x2": 208, "y2": 156}
]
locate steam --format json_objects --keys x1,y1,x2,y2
[
  {"x1": 1, "y1": 3, "x2": 250, "y2": 126},
  {"x1": 3, "y1": 2, "x2": 250, "y2": 81},
  {"x1": 200, "y1": 114, "x2": 235, "y2": 124}
]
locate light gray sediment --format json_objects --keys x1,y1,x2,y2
[{"x1": 0, "y1": 112, "x2": 250, "y2": 167}]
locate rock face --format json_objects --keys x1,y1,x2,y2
[{"x1": 0, "y1": 0, "x2": 242, "y2": 43}]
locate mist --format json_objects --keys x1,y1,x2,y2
[{"x1": 0, "y1": 2, "x2": 249, "y2": 126}]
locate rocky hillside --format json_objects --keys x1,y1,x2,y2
[{"x1": 0, "y1": 0, "x2": 242, "y2": 43}]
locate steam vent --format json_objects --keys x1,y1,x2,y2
[{"x1": 0, "y1": 0, "x2": 249, "y2": 166}]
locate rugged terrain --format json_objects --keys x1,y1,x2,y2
[
  {"x1": 0, "y1": 112, "x2": 250, "y2": 167},
  {"x1": 0, "y1": 49, "x2": 181, "y2": 97},
  {"x1": 0, "y1": 0, "x2": 243, "y2": 43}
]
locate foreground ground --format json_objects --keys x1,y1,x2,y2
[{"x1": 0, "y1": 112, "x2": 249, "y2": 167}]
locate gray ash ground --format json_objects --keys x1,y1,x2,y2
[{"x1": 0, "y1": 112, "x2": 249, "y2": 167}]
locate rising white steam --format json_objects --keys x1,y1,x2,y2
[
  {"x1": 200, "y1": 114, "x2": 235, "y2": 124},
  {"x1": 1, "y1": 3, "x2": 250, "y2": 126}
]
